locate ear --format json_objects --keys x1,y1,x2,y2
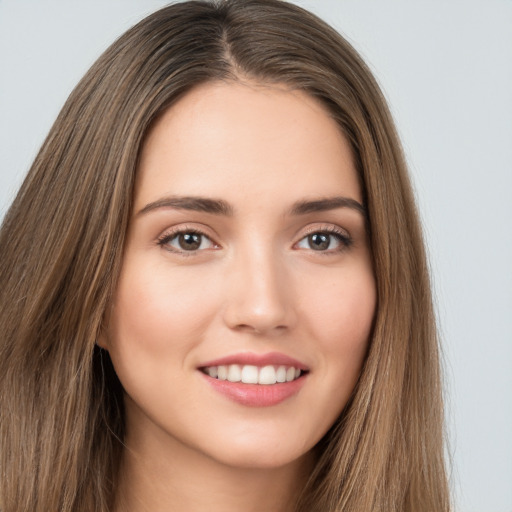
[
  {"x1": 96, "y1": 333, "x2": 109, "y2": 350},
  {"x1": 96, "y1": 318, "x2": 111, "y2": 350},
  {"x1": 97, "y1": 305, "x2": 114, "y2": 350}
]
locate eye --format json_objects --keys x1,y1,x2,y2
[
  {"x1": 295, "y1": 229, "x2": 352, "y2": 252},
  {"x1": 158, "y1": 229, "x2": 217, "y2": 253}
]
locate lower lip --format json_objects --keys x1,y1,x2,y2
[{"x1": 200, "y1": 373, "x2": 307, "y2": 407}]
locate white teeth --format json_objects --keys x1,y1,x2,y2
[
  {"x1": 217, "y1": 365, "x2": 228, "y2": 380},
  {"x1": 241, "y1": 365, "x2": 259, "y2": 384},
  {"x1": 259, "y1": 365, "x2": 277, "y2": 385},
  {"x1": 203, "y1": 364, "x2": 304, "y2": 384},
  {"x1": 276, "y1": 365, "x2": 287, "y2": 383},
  {"x1": 227, "y1": 364, "x2": 241, "y2": 382}
]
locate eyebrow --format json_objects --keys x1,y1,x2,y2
[
  {"x1": 137, "y1": 195, "x2": 366, "y2": 217},
  {"x1": 137, "y1": 196, "x2": 234, "y2": 216},
  {"x1": 290, "y1": 197, "x2": 367, "y2": 217}
]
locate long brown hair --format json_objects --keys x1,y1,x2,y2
[{"x1": 0, "y1": 1, "x2": 450, "y2": 510}]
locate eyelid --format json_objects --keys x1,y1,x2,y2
[
  {"x1": 298, "y1": 223, "x2": 350, "y2": 238},
  {"x1": 155, "y1": 222, "x2": 352, "y2": 256},
  {"x1": 293, "y1": 223, "x2": 353, "y2": 252},
  {"x1": 156, "y1": 224, "x2": 220, "y2": 254}
]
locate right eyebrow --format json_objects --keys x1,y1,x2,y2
[{"x1": 136, "y1": 195, "x2": 234, "y2": 217}]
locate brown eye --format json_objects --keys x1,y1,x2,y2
[
  {"x1": 295, "y1": 229, "x2": 352, "y2": 252},
  {"x1": 158, "y1": 230, "x2": 216, "y2": 253},
  {"x1": 308, "y1": 233, "x2": 330, "y2": 251},
  {"x1": 178, "y1": 233, "x2": 202, "y2": 250}
]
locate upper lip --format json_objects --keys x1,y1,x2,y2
[{"x1": 198, "y1": 352, "x2": 309, "y2": 371}]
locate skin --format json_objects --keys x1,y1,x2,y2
[{"x1": 101, "y1": 81, "x2": 376, "y2": 512}]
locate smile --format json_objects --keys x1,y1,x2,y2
[
  {"x1": 198, "y1": 352, "x2": 309, "y2": 407},
  {"x1": 201, "y1": 364, "x2": 303, "y2": 385}
]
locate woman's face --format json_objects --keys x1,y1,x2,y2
[{"x1": 102, "y1": 81, "x2": 376, "y2": 470}]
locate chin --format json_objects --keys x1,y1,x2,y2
[{"x1": 198, "y1": 431, "x2": 316, "y2": 471}]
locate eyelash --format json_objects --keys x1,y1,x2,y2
[
  {"x1": 157, "y1": 226, "x2": 217, "y2": 256},
  {"x1": 296, "y1": 225, "x2": 353, "y2": 253},
  {"x1": 157, "y1": 225, "x2": 353, "y2": 255}
]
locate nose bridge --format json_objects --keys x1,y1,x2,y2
[{"x1": 223, "y1": 237, "x2": 294, "y2": 334}]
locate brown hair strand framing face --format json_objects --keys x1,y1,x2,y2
[{"x1": 0, "y1": 1, "x2": 450, "y2": 510}]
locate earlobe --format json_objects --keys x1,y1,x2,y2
[
  {"x1": 97, "y1": 307, "x2": 115, "y2": 350},
  {"x1": 96, "y1": 332, "x2": 109, "y2": 351}
]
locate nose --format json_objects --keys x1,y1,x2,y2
[{"x1": 222, "y1": 245, "x2": 296, "y2": 335}]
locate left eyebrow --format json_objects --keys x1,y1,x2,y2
[{"x1": 289, "y1": 196, "x2": 367, "y2": 217}]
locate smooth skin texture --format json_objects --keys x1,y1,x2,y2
[{"x1": 101, "y1": 81, "x2": 376, "y2": 512}]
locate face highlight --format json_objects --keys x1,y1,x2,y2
[{"x1": 102, "y1": 81, "x2": 376, "y2": 471}]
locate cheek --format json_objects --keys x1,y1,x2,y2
[
  {"x1": 278, "y1": 262, "x2": 376, "y2": 444},
  {"x1": 104, "y1": 260, "x2": 222, "y2": 413},
  {"x1": 300, "y1": 262, "x2": 376, "y2": 392},
  {"x1": 304, "y1": 264, "x2": 376, "y2": 347},
  {"x1": 105, "y1": 260, "x2": 225, "y2": 381}
]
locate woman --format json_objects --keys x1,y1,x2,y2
[{"x1": 0, "y1": 1, "x2": 450, "y2": 511}]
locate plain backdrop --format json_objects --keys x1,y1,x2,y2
[{"x1": 1, "y1": 1, "x2": 511, "y2": 511}]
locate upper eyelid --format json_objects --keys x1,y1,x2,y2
[
  {"x1": 157, "y1": 223, "x2": 219, "y2": 242},
  {"x1": 156, "y1": 226, "x2": 221, "y2": 257},
  {"x1": 295, "y1": 223, "x2": 351, "y2": 239},
  {"x1": 156, "y1": 222, "x2": 352, "y2": 247},
  {"x1": 293, "y1": 223, "x2": 353, "y2": 251}
]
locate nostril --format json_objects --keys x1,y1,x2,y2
[{"x1": 233, "y1": 323, "x2": 288, "y2": 335}]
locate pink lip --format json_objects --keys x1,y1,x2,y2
[
  {"x1": 198, "y1": 351, "x2": 309, "y2": 371},
  {"x1": 197, "y1": 352, "x2": 309, "y2": 407},
  {"x1": 200, "y1": 373, "x2": 307, "y2": 407}
]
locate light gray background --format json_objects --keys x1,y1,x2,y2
[{"x1": 1, "y1": 1, "x2": 511, "y2": 511}]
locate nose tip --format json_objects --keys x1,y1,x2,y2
[
  {"x1": 228, "y1": 305, "x2": 289, "y2": 335},
  {"x1": 222, "y1": 260, "x2": 296, "y2": 336}
]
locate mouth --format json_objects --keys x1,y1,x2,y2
[
  {"x1": 197, "y1": 352, "x2": 309, "y2": 407},
  {"x1": 200, "y1": 364, "x2": 305, "y2": 385}
]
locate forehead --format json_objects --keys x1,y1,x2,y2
[{"x1": 135, "y1": 81, "x2": 361, "y2": 210}]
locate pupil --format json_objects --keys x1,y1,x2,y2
[
  {"x1": 309, "y1": 233, "x2": 329, "y2": 251},
  {"x1": 179, "y1": 233, "x2": 201, "y2": 250}
]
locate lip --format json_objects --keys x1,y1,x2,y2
[
  {"x1": 198, "y1": 351, "x2": 309, "y2": 371},
  {"x1": 200, "y1": 372, "x2": 307, "y2": 407},
  {"x1": 198, "y1": 351, "x2": 309, "y2": 407}
]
